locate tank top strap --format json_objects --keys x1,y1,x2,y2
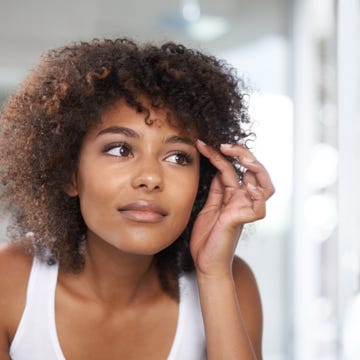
[
  {"x1": 9, "y1": 257, "x2": 64, "y2": 360},
  {"x1": 167, "y1": 272, "x2": 206, "y2": 360}
]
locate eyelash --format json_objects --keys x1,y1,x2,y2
[
  {"x1": 103, "y1": 143, "x2": 194, "y2": 166},
  {"x1": 166, "y1": 151, "x2": 194, "y2": 166},
  {"x1": 103, "y1": 142, "x2": 133, "y2": 157}
]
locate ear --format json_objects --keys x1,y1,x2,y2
[{"x1": 65, "y1": 173, "x2": 79, "y2": 197}]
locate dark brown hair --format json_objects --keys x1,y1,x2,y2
[{"x1": 0, "y1": 38, "x2": 251, "y2": 294}]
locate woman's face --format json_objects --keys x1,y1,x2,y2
[{"x1": 68, "y1": 99, "x2": 200, "y2": 255}]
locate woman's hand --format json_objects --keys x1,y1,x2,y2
[{"x1": 190, "y1": 140, "x2": 274, "y2": 279}]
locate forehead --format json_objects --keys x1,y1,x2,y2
[{"x1": 98, "y1": 98, "x2": 197, "y2": 140}]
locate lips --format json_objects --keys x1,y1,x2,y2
[{"x1": 118, "y1": 201, "x2": 168, "y2": 223}]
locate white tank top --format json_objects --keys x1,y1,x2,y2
[{"x1": 9, "y1": 257, "x2": 206, "y2": 360}]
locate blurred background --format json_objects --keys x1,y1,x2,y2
[{"x1": 0, "y1": 0, "x2": 359, "y2": 358}]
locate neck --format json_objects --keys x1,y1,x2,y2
[{"x1": 80, "y1": 237, "x2": 160, "y2": 306}]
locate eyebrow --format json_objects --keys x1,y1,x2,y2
[
  {"x1": 96, "y1": 126, "x2": 139, "y2": 138},
  {"x1": 165, "y1": 135, "x2": 195, "y2": 146},
  {"x1": 96, "y1": 126, "x2": 195, "y2": 146}
]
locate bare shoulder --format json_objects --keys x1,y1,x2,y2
[
  {"x1": 0, "y1": 242, "x2": 33, "y2": 286},
  {"x1": 0, "y1": 242, "x2": 33, "y2": 356},
  {"x1": 232, "y1": 256, "x2": 263, "y2": 354},
  {"x1": 232, "y1": 256, "x2": 260, "y2": 292}
]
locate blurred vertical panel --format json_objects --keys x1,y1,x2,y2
[
  {"x1": 291, "y1": 0, "x2": 338, "y2": 358},
  {"x1": 337, "y1": 0, "x2": 360, "y2": 359},
  {"x1": 291, "y1": 0, "x2": 320, "y2": 358}
]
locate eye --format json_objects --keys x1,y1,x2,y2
[
  {"x1": 104, "y1": 143, "x2": 133, "y2": 158},
  {"x1": 165, "y1": 152, "x2": 193, "y2": 166}
]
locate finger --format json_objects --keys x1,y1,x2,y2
[
  {"x1": 243, "y1": 170, "x2": 257, "y2": 187},
  {"x1": 220, "y1": 144, "x2": 275, "y2": 199},
  {"x1": 241, "y1": 158, "x2": 274, "y2": 199},
  {"x1": 219, "y1": 143, "x2": 256, "y2": 160},
  {"x1": 246, "y1": 183, "x2": 266, "y2": 219},
  {"x1": 196, "y1": 140, "x2": 239, "y2": 188},
  {"x1": 200, "y1": 174, "x2": 224, "y2": 210}
]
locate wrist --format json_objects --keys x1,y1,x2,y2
[{"x1": 195, "y1": 268, "x2": 234, "y2": 286}]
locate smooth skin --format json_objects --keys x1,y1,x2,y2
[{"x1": 0, "y1": 99, "x2": 274, "y2": 360}]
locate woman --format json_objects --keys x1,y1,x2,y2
[{"x1": 0, "y1": 38, "x2": 274, "y2": 359}]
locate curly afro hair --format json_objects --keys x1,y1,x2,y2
[{"x1": 0, "y1": 38, "x2": 252, "y2": 295}]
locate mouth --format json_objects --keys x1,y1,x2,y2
[{"x1": 118, "y1": 201, "x2": 168, "y2": 223}]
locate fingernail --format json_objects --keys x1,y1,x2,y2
[
  {"x1": 247, "y1": 182, "x2": 257, "y2": 190},
  {"x1": 197, "y1": 139, "x2": 206, "y2": 146},
  {"x1": 220, "y1": 143, "x2": 233, "y2": 148},
  {"x1": 242, "y1": 157, "x2": 254, "y2": 163}
]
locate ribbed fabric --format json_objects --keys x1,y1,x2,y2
[{"x1": 9, "y1": 258, "x2": 206, "y2": 359}]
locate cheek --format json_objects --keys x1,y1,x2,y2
[
  {"x1": 75, "y1": 166, "x2": 123, "y2": 223},
  {"x1": 189, "y1": 167, "x2": 200, "y2": 204},
  {"x1": 173, "y1": 171, "x2": 199, "y2": 214}
]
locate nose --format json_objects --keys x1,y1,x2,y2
[{"x1": 131, "y1": 158, "x2": 164, "y2": 192}]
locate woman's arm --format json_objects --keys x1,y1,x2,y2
[
  {"x1": 191, "y1": 141, "x2": 274, "y2": 359},
  {"x1": 197, "y1": 257, "x2": 263, "y2": 359}
]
